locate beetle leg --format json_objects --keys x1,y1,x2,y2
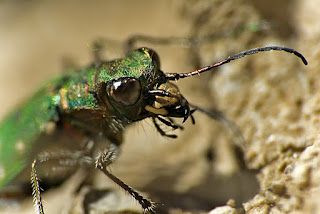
[
  {"x1": 31, "y1": 159, "x2": 44, "y2": 214},
  {"x1": 125, "y1": 35, "x2": 193, "y2": 55},
  {"x1": 125, "y1": 21, "x2": 269, "y2": 55},
  {"x1": 31, "y1": 151, "x2": 93, "y2": 214},
  {"x1": 89, "y1": 38, "x2": 124, "y2": 64},
  {"x1": 90, "y1": 39, "x2": 104, "y2": 65},
  {"x1": 95, "y1": 144, "x2": 156, "y2": 213}
]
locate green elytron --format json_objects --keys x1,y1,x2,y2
[{"x1": 0, "y1": 46, "x2": 307, "y2": 213}]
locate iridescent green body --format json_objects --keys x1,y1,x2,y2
[
  {"x1": 0, "y1": 45, "x2": 307, "y2": 213},
  {"x1": 0, "y1": 48, "x2": 160, "y2": 189},
  {"x1": 0, "y1": 84, "x2": 59, "y2": 187}
]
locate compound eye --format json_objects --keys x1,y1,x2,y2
[{"x1": 107, "y1": 78, "x2": 141, "y2": 106}]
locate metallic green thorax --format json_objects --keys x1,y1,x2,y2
[{"x1": 0, "y1": 48, "x2": 163, "y2": 188}]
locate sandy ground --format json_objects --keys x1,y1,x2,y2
[{"x1": 0, "y1": 0, "x2": 318, "y2": 213}]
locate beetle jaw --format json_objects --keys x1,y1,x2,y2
[{"x1": 144, "y1": 82, "x2": 191, "y2": 122}]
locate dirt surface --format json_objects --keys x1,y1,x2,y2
[{"x1": 0, "y1": 0, "x2": 318, "y2": 214}]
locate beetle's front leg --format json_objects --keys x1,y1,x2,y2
[{"x1": 95, "y1": 144, "x2": 156, "y2": 213}]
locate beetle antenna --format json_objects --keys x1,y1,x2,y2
[
  {"x1": 190, "y1": 104, "x2": 246, "y2": 151},
  {"x1": 165, "y1": 46, "x2": 308, "y2": 80}
]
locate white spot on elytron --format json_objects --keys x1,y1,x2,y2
[
  {"x1": 15, "y1": 140, "x2": 26, "y2": 153},
  {"x1": 0, "y1": 165, "x2": 5, "y2": 180},
  {"x1": 44, "y1": 121, "x2": 56, "y2": 135}
]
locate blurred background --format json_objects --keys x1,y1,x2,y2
[{"x1": 0, "y1": 0, "x2": 318, "y2": 214}]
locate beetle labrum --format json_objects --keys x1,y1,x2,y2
[{"x1": 0, "y1": 45, "x2": 307, "y2": 213}]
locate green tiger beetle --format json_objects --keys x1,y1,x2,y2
[{"x1": 0, "y1": 41, "x2": 308, "y2": 213}]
